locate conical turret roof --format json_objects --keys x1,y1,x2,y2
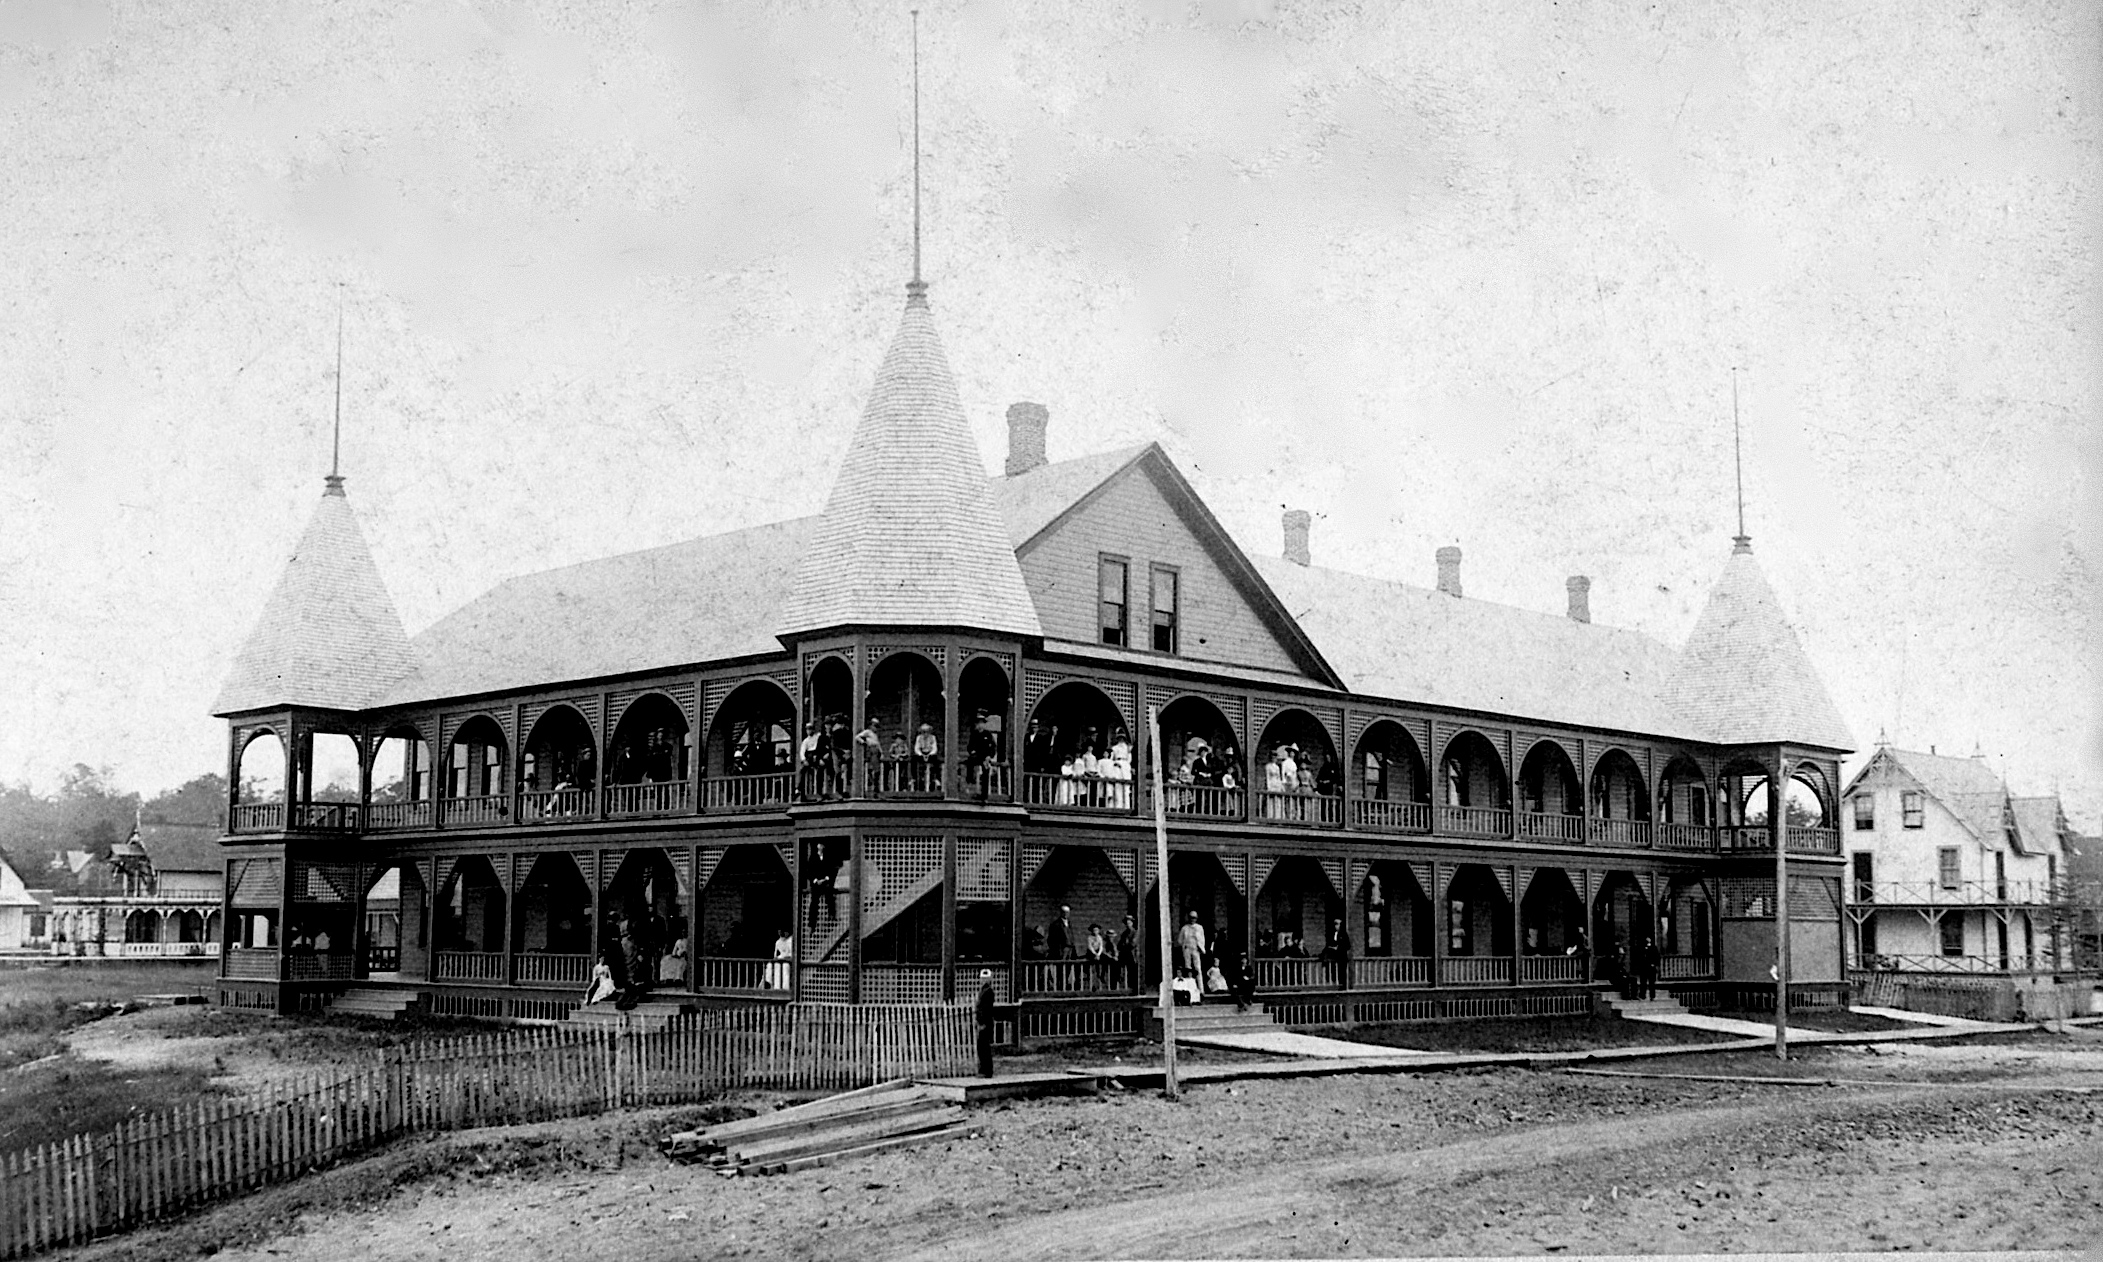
[
  {"x1": 212, "y1": 483, "x2": 416, "y2": 715},
  {"x1": 1663, "y1": 543, "x2": 1853, "y2": 750},
  {"x1": 778, "y1": 288, "x2": 1043, "y2": 640}
]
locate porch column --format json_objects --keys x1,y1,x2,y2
[
  {"x1": 848, "y1": 829, "x2": 863, "y2": 1004},
  {"x1": 1007, "y1": 837, "x2": 1023, "y2": 1002},
  {"x1": 1339, "y1": 709, "x2": 1356, "y2": 833},
  {"x1": 941, "y1": 832, "x2": 957, "y2": 1003},
  {"x1": 596, "y1": 691, "x2": 612, "y2": 821},
  {"x1": 1581, "y1": 869, "x2": 1595, "y2": 984},
  {"x1": 502, "y1": 853, "x2": 518, "y2": 988},
  {"x1": 217, "y1": 855, "x2": 236, "y2": 980},
  {"x1": 789, "y1": 838, "x2": 805, "y2": 1002},
  {"x1": 942, "y1": 645, "x2": 961, "y2": 802},
  {"x1": 1509, "y1": 862, "x2": 1523, "y2": 987},
  {"x1": 350, "y1": 859, "x2": 369, "y2": 981},
  {"x1": 421, "y1": 858, "x2": 439, "y2": 983},
  {"x1": 510, "y1": 702, "x2": 525, "y2": 825},
  {"x1": 1774, "y1": 751, "x2": 1793, "y2": 1056},
  {"x1": 1243, "y1": 847, "x2": 1257, "y2": 973},
  {"x1": 1429, "y1": 859, "x2": 1445, "y2": 988},
  {"x1": 586, "y1": 850, "x2": 603, "y2": 986}
]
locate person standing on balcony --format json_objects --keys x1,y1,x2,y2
[
  {"x1": 1048, "y1": 904, "x2": 1075, "y2": 959},
  {"x1": 1116, "y1": 913, "x2": 1140, "y2": 988},
  {"x1": 912, "y1": 722, "x2": 941, "y2": 791},
  {"x1": 1024, "y1": 718, "x2": 1057, "y2": 776},
  {"x1": 766, "y1": 927, "x2": 793, "y2": 990},
  {"x1": 853, "y1": 720, "x2": 883, "y2": 795}
]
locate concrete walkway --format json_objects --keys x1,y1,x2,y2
[
  {"x1": 1616, "y1": 1008, "x2": 2029, "y2": 1041},
  {"x1": 1174, "y1": 1028, "x2": 1425, "y2": 1058},
  {"x1": 1849, "y1": 1004, "x2": 2009, "y2": 1029}
]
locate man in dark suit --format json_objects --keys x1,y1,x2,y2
[{"x1": 1047, "y1": 904, "x2": 1074, "y2": 959}]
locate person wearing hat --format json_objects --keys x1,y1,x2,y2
[
  {"x1": 975, "y1": 967, "x2": 997, "y2": 1078},
  {"x1": 912, "y1": 722, "x2": 941, "y2": 792}
]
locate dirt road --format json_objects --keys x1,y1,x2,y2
[{"x1": 59, "y1": 1036, "x2": 2103, "y2": 1261}]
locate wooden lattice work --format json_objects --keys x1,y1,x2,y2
[
  {"x1": 1318, "y1": 858, "x2": 1345, "y2": 902},
  {"x1": 1020, "y1": 843, "x2": 1054, "y2": 889},
  {"x1": 695, "y1": 848, "x2": 726, "y2": 893},
  {"x1": 1722, "y1": 876, "x2": 1777, "y2": 918},
  {"x1": 1408, "y1": 861, "x2": 1433, "y2": 902},
  {"x1": 295, "y1": 863, "x2": 357, "y2": 903},
  {"x1": 860, "y1": 835, "x2": 944, "y2": 931},
  {"x1": 608, "y1": 683, "x2": 698, "y2": 734},
  {"x1": 228, "y1": 858, "x2": 283, "y2": 908},
  {"x1": 439, "y1": 709, "x2": 514, "y2": 749},
  {"x1": 1108, "y1": 849, "x2": 1138, "y2": 896},
  {"x1": 1251, "y1": 855, "x2": 1278, "y2": 897},
  {"x1": 1146, "y1": 685, "x2": 1245, "y2": 744},
  {"x1": 956, "y1": 839, "x2": 1009, "y2": 903}
]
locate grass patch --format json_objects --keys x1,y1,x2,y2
[
  {"x1": 1323, "y1": 1014, "x2": 1737, "y2": 1055},
  {"x1": 1789, "y1": 1008, "x2": 1920, "y2": 1034},
  {"x1": 0, "y1": 962, "x2": 216, "y2": 1070},
  {"x1": 0, "y1": 1054, "x2": 233, "y2": 1153}
]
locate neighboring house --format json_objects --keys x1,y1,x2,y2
[
  {"x1": 2066, "y1": 831, "x2": 2103, "y2": 971},
  {"x1": 205, "y1": 270, "x2": 1856, "y2": 1023},
  {"x1": 1841, "y1": 744, "x2": 2073, "y2": 975},
  {"x1": 0, "y1": 851, "x2": 51, "y2": 950},
  {"x1": 46, "y1": 822, "x2": 223, "y2": 958}
]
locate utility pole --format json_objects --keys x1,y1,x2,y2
[
  {"x1": 1149, "y1": 704, "x2": 1178, "y2": 1100},
  {"x1": 1775, "y1": 753, "x2": 1791, "y2": 1060}
]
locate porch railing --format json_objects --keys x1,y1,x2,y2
[
  {"x1": 1254, "y1": 957, "x2": 1343, "y2": 991},
  {"x1": 292, "y1": 802, "x2": 361, "y2": 831},
  {"x1": 1351, "y1": 955, "x2": 1430, "y2": 987},
  {"x1": 866, "y1": 761, "x2": 944, "y2": 798},
  {"x1": 857, "y1": 963, "x2": 946, "y2": 1004},
  {"x1": 1439, "y1": 955, "x2": 1512, "y2": 985},
  {"x1": 959, "y1": 762, "x2": 1014, "y2": 802},
  {"x1": 1854, "y1": 879, "x2": 2069, "y2": 907},
  {"x1": 1352, "y1": 799, "x2": 1431, "y2": 833},
  {"x1": 519, "y1": 789, "x2": 595, "y2": 822},
  {"x1": 1161, "y1": 783, "x2": 1245, "y2": 821},
  {"x1": 1518, "y1": 953, "x2": 1586, "y2": 983},
  {"x1": 1019, "y1": 958, "x2": 1131, "y2": 995},
  {"x1": 1720, "y1": 825, "x2": 1767, "y2": 851},
  {"x1": 1255, "y1": 791, "x2": 1343, "y2": 828},
  {"x1": 1659, "y1": 954, "x2": 1714, "y2": 980},
  {"x1": 365, "y1": 801, "x2": 432, "y2": 830},
  {"x1": 1655, "y1": 822, "x2": 1713, "y2": 851},
  {"x1": 443, "y1": 795, "x2": 509, "y2": 826},
  {"x1": 604, "y1": 780, "x2": 693, "y2": 818},
  {"x1": 228, "y1": 803, "x2": 284, "y2": 833},
  {"x1": 1517, "y1": 811, "x2": 1585, "y2": 842},
  {"x1": 515, "y1": 953, "x2": 592, "y2": 986},
  {"x1": 1789, "y1": 826, "x2": 1840, "y2": 854},
  {"x1": 1440, "y1": 805, "x2": 1510, "y2": 838},
  {"x1": 706, "y1": 773, "x2": 794, "y2": 812},
  {"x1": 1856, "y1": 952, "x2": 2015, "y2": 975},
  {"x1": 223, "y1": 947, "x2": 279, "y2": 979},
  {"x1": 363, "y1": 944, "x2": 401, "y2": 973},
  {"x1": 285, "y1": 951, "x2": 355, "y2": 981},
  {"x1": 1021, "y1": 773, "x2": 1134, "y2": 812},
  {"x1": 434, "y1": 951, "x2": 506, "y2": 982},
  {"x1": 1589, "y1": 819, "x2": 1652, "y2": 848},
  {"x1": 694, "y1": 956, "x2": 786, "y2": 992},
  {"x1": 118, "y1": 941, "x2": 217, "y2": 958}
]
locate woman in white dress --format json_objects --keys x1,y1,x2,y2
[
  {"x1": 583, "y1": 959, "x2": 616, "y2": 1005},
  {"x1": 765, "y1": 928, "x2": 793, "y2": 989}
]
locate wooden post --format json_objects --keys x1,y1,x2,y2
[
  {"x1": 1774, "y1": 753, "x2": 1791, "y2": 1060},
  {"x1": 1148, "y1": 704, "x2": 1177, "y2": 1100},
  {"x1": 940, "y1": 832, "x2": 957, "y2": 1004}
]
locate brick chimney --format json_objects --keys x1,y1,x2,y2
[
  {"x1": 1282, "y1": 509, "x2": 1311, "y2": 566},
  {"x1": 1004, "y1": 402, "x2": 1048, "y2": 476},
  {"x1": 1566, "y1": 575, "x2": 1591, "y2": 623},
  {"x1": 1435, "y1": 546, "x2": 1463, "y2": 597}
]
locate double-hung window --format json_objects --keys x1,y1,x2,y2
[
  {"x1": 1852, "y1": 794, "x2": 1874, "y2": 830},
  {"x1": 1098, "y1": 556, "x2": 1129, "y2": 647},
  {"x1": 1937, "y1": 846, "x2": 1961, "y2": 890},
  {"x1": 1149, "y1": 565, "x2": 1180, "y2": 653},
  {"x1": 1901, "y1": 790, "x2": 1925, "y2": 829}
]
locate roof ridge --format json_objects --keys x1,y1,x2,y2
[{"x1": 1261, "y1": 556, "x2": 1671, "y2": 649}]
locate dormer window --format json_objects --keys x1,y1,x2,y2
[{"x1": 1099, "y1": 556, "x2": 1128, "y2": 647}]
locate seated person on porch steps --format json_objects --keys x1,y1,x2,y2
[{"x1": 1171, "y1": 968, "x2": 1203, "y2": 1005}]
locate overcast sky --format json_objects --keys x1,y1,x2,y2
[{"x1": 1, "y1": 1, "x2": 2096, "y2": 825}]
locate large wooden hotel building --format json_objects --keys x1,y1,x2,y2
[{"x1": 209, "y1": 273, "x2": 1856, "y2": 1036}]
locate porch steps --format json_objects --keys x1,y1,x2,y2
[
  {"x1": 567, "y1": 997, "x2": 697, "y2": 1033},
  {"x1": 1603, "y1": 993, "x2": 1690, "y2": 1019},
  {"x1": 1145, "y1": 1002, "x2": 1279, "y2": 1040},
  {"x1": 328, "y1": 988, "x2": 422, "y2": 1021}
]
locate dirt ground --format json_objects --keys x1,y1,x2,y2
[{"x1": 46, "y1": 1029, "x2": 2103, "y2": 1261}]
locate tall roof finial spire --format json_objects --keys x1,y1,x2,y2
[
  {"x1": 325, "y1": 284, "x2": 346, "y2": 497},
  {"x1": 908, "y1": 9, "x2": 924, "y2": 301},
  {"x1": 1730, "y1": 366, "x2": 1749, "y2": 553}
]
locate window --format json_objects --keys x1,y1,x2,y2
[
  {"x1": 1851, "y1": 852, "x2": 1874, "y2": 902},
  {"x1": 1852, "y1": 794, "x2": 1874, "y2": 830},
  {"x1": 1938, "y1": 914, "x2": 1965, "y2": 957},
  {"x1": 1098, "y1": 556, "x2": 1128, "y2": 647},
  {"x1": 1444, "y1": 758, "x2": 1465, "y2": 807},
  {"x1": 1149, "y1": 565, "x2": 1179, "y2": 653},
  {"x1": 1901, "y1": 790, "x2": 1924, "y2": 829},
  {"x1": 1937, "y1": 846, "x2": 1961, "y2": 890}
]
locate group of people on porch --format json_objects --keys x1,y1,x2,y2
[
  {"x1": 1257, "y1": 741, "x2": 1341, "y2": 819},
  {"x1": 1023, "y1": 720, "x2": 1135, "y2": 807},
  {"x1": 795, "y1": 711, "x2": 1009, "y2": 798}
]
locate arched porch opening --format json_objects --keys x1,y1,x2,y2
[
  {"x1": 297, "y1": 732, "x2": 363, "y2": 831},
  {"x1": 521, "y1": 705, "x2": 597, "y2": 821},
  {"x1": 1592, "y1": 871, "x2": 1654, "y2": 995},
  {"x1": 1444, "y1": 863, "x2": 1513, "y2": 963},
  {"x1": 1353, "y1": 721, "x2": 1429, "y2": 832},
  {"x1": 1020, "y1": 845, "x2": 1132, "y2": 993},
  {"x1": 445, "y1": 717, "x2": 509, "y2": 825},
  {"x1": 1439, "y1": 732, "x2": 1509, "y2": 837},
  {"x1": 175, "y1": 909, "x2": 206, "y2": 943},
  {"x1": 1660, "y1": 876, "x2": 1714, "y2": 980},
  {"x1": 798, "y1": 657, "x2": 853, "y2": 800},
  {"x1": 512, "y1": 853, "x2": 594, "y2": 986},
  {"x1": 865, "y1": 652, "x2": 945, "y2": 796},
  {"x1": 1590, "y1": 749, "x2": 1652, "y2": 846},
  {"x1": 957, "y1": 657, "x2": 1014, "y2": 800},
  {"x1": 697, "y1": 844, "x2": 794, "y2": 991},
  {"x1": 607, "y1": 848, "x2": 685, "y2": 994},
  {"x1": 1658, "y1": 755, "x2": 1711, "y2": 848},
  {"x1": 1517, "y1": 740, "x2": 1583, "y2": 841},
  {"x1": 1521, "y1": 868, "x2": 1587, "y2": 955},
  {"x1": 707, "y1": 681, "x2": 795, "y2": 810},
  {"x1": 605, "y1": 694, "x2": 692, "y2": 817},
  {"x1": 1253, "y1": 857, "x2": 1344, "y2": 991},
  {"x1": 1143, "y1": 851, "x2": 1246, "y2": 987},
  {"x1": 434, "y1": 856, "x2": 506, "y2": 980},
  {"x1": 1355, "y1": 862, "x2": 1432, "y2": 986},
  {"x1": 1158, "y1": 697, "x2": 1243, "y2": 820},
  {"x1": 1255, "y1": 710, "x2": 1341, "y2": 826},
  {"x1": 125, "y1": 910, "x2": 160, "y2": 944},
  {"x1": 232, "y1": 729, "x2": 286, "y2": 831},
  {"x1": 368, "y1": 727, "x2": 433, "y2": 829},
  {"x1": 1021, "y1": 681, "x2": 1131, "y2": 810}
]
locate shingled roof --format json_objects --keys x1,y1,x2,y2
[
  {"x1": 2008, "y1": 795, "x2": 2067, "y2": 857},
  {"x1": 213, "y1": 484, "x2": 416, "y2": 716},
  {"x1": 1661, "y1": 545, "x2": 1853, "y2": 750},
  {"x1": 777, "y1": 288, "x2": 1043, "y2": 640},
  {"x1": 1870, "y1": 747, "x2": 2008, "y2": 841}
]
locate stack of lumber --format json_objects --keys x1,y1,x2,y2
[{"x1": 661, "y1": 1081, "x2": 973, "y2": 1176}]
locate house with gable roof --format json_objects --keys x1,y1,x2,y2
[
  {"x1": 42, "y1": 822, "x2": 224, "y2": 958},
  {"x1": 1840, "y1": 743, "x2": 2075, "y2": 976},
  {"x1": 206, "y1": 270, "x2": 1857, "y2": 1028}
]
